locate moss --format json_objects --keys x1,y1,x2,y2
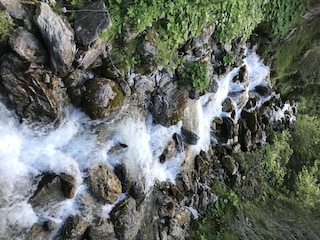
[{"x1": 0, "y1": 11, "x2": 14, "y2": 41}]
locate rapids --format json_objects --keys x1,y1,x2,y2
[{"x1": 0, "y1": 49, "x2": 273, "y2": 238}]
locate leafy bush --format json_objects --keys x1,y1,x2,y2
[
  {"x1": 237, "y1": 131, "x2": 293, "y2": 200},
  {"x1": 294, "y1": 164, "x2": 320, "y2": 208},
  {"x1": 179, "y1": 62, "x2": 210, "y2": 92}
]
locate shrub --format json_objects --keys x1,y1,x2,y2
[
  {"x1": 294, "y1": 164, "x2": 320, "y2": 208},
  {"x1": 179, "y1": 62, "x2": 210, "y2": 92},
  {"x1": 237, "y1": 131, "x2": 293, "y2": 200}
]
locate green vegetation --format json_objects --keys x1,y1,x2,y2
[
  {"x1": 192, "y1": 128, "x2": 320, "y2": 239},
  {"x1": 262, "y1": 0, "x2": 309, "y2": 36},
  {"x1": 179, "y1": 62, "x2": 210, "y2": 92},
  {"x1": 273, "y1": 16, "x2": 320, "y2": 117},
  {"x1": 194, "y1": 180, "x2": 240, "y2": 240},
  {"x1": 222, "y1": 52, "x2": 237, "y2": 66},
  {"x1": 0, "y1": 11, "x2": 14, "y2": 41}
]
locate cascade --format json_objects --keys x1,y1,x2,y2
[{"x1": 0, "y1": 49, "x2": 278, "y2": 238}]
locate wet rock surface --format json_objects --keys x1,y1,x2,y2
[
  {"x1": 86, "y1": 164, "x2": 122, "y2": 204},
  {"x1": 0, "y1": 1, "x2": 298, "y2": 240},
  {"x1": 111, "y1": 197, "x2": 142, "y2": 240}
]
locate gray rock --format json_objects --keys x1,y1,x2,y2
[
  {"x1": 160, "y1": 137, "x2": 176, "y2": 163},
  {"x1": 87, "y1": 164, "x2": 122, "y2": 204},
  {"x1": 59, "y1": 173, "x2": 77, "y2": 199},
  {"x1": 114, "y1": 163, "x2": 134, "y2": 192},
  {"x1": 181, "y1": 128, "x2": 199, "y2": 145},
  {"x1": 149, "y1": 81, "x2": 189, "y2": 127},
  {"x1": 0, "y1": 0, "x2": 26, "y2": 20},
  {"x1": 9, "y1": 27, "x2": 48, "y2": 64},
  {"x1": 74, "y1": 1, "x2": 111, "y2": 46},
  {"x1": 133, "y1": 75, "x2": 155, "y2": 93},
  {"x1": 81, "y1": 77, "x2": 125, "y2": 120},
  {"x1": 0, "y1": 54, "x2": 65, "y2": 123},
  {"x1": 79, "y1": 38, "x2": 107, "y2": 69},
  {"x1": 34, "y1": 2, "x2": 76, "y2": 75},
  {"x1": 195, "y1": 150, "x2": 213, "y2": 176},
  {"x1": 221, "y1": 155, "x2": 238, "y2": 175},
  {"x1": 223, "y1": 43, "x2": 232, "y2": 53},
  {"x1": 302, "y1": 2, "x2": 320, "y2": 20},
  {"x1": 222, "y1": 97, "x2": 235, "y2": 113},
  {"x1": 57, "y1": 215, "x2": 88, "y2": 240},
  {"x1": 241, "y1": 109, "x2": 258, "y2": 133},
  {"x1": 88, "y1": 217, "x2": 115, "y2": 240},
  {"x1": 207, "y1": 79, "x2": 219, "y2": 93},
  {"x1": 111, "y1": 197, "x2": 141, "y2": 240},
  {"x1": 29, "y1": 174, "x2": 66, "y2": 213},
  {"x1": 128, "y1": 181, "x2": 146, "y2": 206},
  {"x1": 27, "y1": 223, "x2": 50, "y2": 240},
  {"x1": 239, "y1": 120, "x2": 253, "y2": 151}
]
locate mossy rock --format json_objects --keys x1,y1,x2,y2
[{"x1": 82, "y1": 78, "x2": 124, "y2": 120}]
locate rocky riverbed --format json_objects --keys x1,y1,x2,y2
[{"x1": 0, "y1": 1, "x2": 296, "y2": 239}]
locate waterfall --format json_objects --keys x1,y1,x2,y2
[
  {"x1": 196, "y1": 49, "x2": 271, "y2": 151},
  {"x1": 0, "y1": 49, "x2": 272, "y2": 238}
]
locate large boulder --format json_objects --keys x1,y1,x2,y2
[
  {"x1": 81, "y1": 77, "x2": 125, "y2": 120},
  {"x1": 86, "y1": 164, "x2": 122, "y2": 204},
  {"x1": 114, "y1": 164, "x2": 134, "y2": 193},
  {"x1": 34, "y1": 2, "x2": 76, "y2": 75},
  {"x1": 74, "y1": 0, "x2": 111, "y2": 46},
  {"x1": 29, "y1": 173, "x2": 75, "y2": 215}
]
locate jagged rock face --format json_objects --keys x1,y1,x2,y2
[
  {"x1": 86, "y1": 164, "x2": 122, "y2": 204},
  {"x1": 74, "y1": 1, "x2": 111, "y2": 46},
  {"x1": 81, "y1": 77, "x2": 125, "y2": 120},
  {"x1": 9, "y1": 27, "x2": 48, "y2": 64},
  {"x1": 0, "y1": 54, "x2": 66, "y2": 123},
  {"x1": 34, "y1": 2, "x2": 76, "y2": 75}
]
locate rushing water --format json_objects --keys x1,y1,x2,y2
[{"x1": 0, "y1": 49, "x2": 272, "y2": 238}]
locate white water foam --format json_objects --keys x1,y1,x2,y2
[
  {"x1": 0, "y1": 102, "x2": 183, "y2": 237},
  {"x1": 0, "y1": 49, "x2": 271, "y2": 238},
  {"x1": 195, "y1": 48, "x2": 271, "y2": 152}
]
